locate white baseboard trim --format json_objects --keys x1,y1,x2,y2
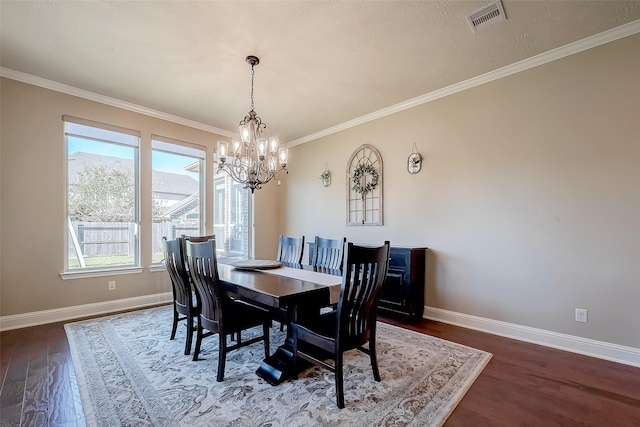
[
  {"x1": 3, "y1": 298, "x2": 638, "y2": 367},
  {"x1": 423, "y1": 306, "x2": 640, "y2": 368},
  {"x1": 0, "y1": 292, "x2": 173, "y2": 331}
]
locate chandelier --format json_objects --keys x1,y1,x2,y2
[{"x1": 216, "y1": 55, "x2": 288, "y2": 193}]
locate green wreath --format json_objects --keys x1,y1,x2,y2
[{"x1": 352, "y1": 163, "x2": 379, "y2": 195}]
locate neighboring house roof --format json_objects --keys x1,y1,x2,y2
[
  {"x1": 163, "y1": 192, "x2": 199, "y2": 219},
  {"x1": 68, "y1": 152, "x2": 198, "y2": 196},
  {"x1": 152, "y1": 171, "x2": 199, "y2": 197}
]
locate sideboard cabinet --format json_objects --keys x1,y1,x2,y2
[{"x1": 379, "y1": 247, "x2": 427, "y2": 322}]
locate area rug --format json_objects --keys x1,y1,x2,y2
[{"x1": 65, "y1": 306, "x2": 491, "y2": 426}]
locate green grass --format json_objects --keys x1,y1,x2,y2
[
  {"x1": 68, "y1": 255, "x2": 135, "y2": 269},
  {"x1": 68, "y1": 253, "x2": 166, "y2": 269}
]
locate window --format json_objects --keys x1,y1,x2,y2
[
  {"x1": 151, "y1": 136, "x2": 205, "y2": 263},
  {"x1": 65, "y1": 116, "x2": 140, "y2": 271},
  {"x1": 214, "y1": 173, "x2": 251, "y2": 259}
]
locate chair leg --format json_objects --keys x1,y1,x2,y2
[
  {"x1": 217, "y1": 333, "x2": 227, "y2": 382},
  {"x1": 291, "y1": 327, "x2": 299, "y2": 380},
  {"x1": 335, "y1": 352, "x2": 345, "y2": 409},
  {"x1": 170, "y1": 306, "x2": 178, "y2": 340},
  {"x1": 369, "y1": 339, "x2": 381, "y2": 382},
  {"x1": 184, "y1": 315, "x2": 194, "y2": 355},
  {"x1": 192, "y1": 317, "x2": 203, "y2": 362},
  {"x1": 262, "y1": 322, "x2": 270, "y2": 358}
]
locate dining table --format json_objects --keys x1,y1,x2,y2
[{"x1": 216, "y1": 259, "x2": 343, "y2": 385}]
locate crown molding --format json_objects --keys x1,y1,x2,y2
[
  {"x1": 287, "y1": 19, "x2": 640, "y2": 148},
  {"x1": 2, "y1": 18, "x2": 638, "y2": 147},
  {"x1": 0, "y1": 67, "x2": 236, "y2": 138}
]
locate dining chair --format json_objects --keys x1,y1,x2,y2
[
  {"x1": 291, "y1": 240, "x2": 391, "y2": 408},
  {"x1": 183, "y1": 233, "x2": 244, "y2": 338},
  {"x1": 274, "y1": 235, "x2": 305, "y2": 331},
  {"x1": 276, "y1": 235, "x2": 305, "y2": 264},
  {"x1": 186, "y1": 238, "x2": 271, "y2": 381},
  {"x1": 163, "y1": 237, "x2": 199, "y2": 355},
  {"x1": 311, "y1": 236, "x2": 346, "y2": 270}
]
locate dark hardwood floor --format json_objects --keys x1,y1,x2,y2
[
  {"x1": 1, "y1": 307, "x2": 639, "y2": 426},
  {"x1": 382, "y1": 316, "x2": 640, "y2": 426}
]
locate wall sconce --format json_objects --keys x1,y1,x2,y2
[
  {"x1": 319, "y1": 163, "x2": 331, "y2": 187},
  {"x1": 408, "y1": 143, "x2": 422, "y2": 174}
]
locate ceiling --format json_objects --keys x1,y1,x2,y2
[{"x1": 2, "y1": 1, "x2": 640, "y2": 145}]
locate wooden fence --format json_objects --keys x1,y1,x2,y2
[{"x1": 69, "y1": 221, "x2": 199, "y2": 257}]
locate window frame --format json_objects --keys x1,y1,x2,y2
[
  {"x1": 213, "y1": 168, "x2": 253, "y2": 259},
  {"x1": 61, "y1": 116, "x2": 142, "y2": 279},
  {"x1": 150, "y1": 135, "x2": 207, "y2": 266}
]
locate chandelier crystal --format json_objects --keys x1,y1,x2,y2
[{"x1": 217, "y1": 55, "x2": 288, "y2": 193}]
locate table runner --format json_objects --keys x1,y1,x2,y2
[
  {"x1": 260, "y1": 266, "x2": 342, "y2": 304},
  {"x1": 217, "y1": 258, "x2": 343, "y2": 304}
]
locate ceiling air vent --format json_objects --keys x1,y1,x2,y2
[{"x1": 467, "y1": 0, "x2": 506, "y2": 33}]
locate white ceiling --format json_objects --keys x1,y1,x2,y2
[{"x1": 2, "y1": 1, "x2": 640, "y2": 145}]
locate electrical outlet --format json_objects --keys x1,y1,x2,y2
[
  {"x1": 575, "y1": 308, "x2": 588, "y2": 323},
  {"x1": 108, "y1": 280, "x2": 116, "y2": 291}
]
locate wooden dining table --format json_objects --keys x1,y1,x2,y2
[{"x1": 217, "y1": 260, "x2": 342, "y2": 385}]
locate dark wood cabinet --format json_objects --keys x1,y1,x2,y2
[
  {"x1": 378, "y1": 247, "x2": 427, "y2": 321},
  {"x1": 307, "y1": 242, "x2": 426, "y2": 321}
]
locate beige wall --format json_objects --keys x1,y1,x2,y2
[
  {"x1": 0, "y1": 78, "x2": 280, "y2": 316},
  {"x1": 253, "y1": 175, "x2": 286, "y2": 259},
  {"x1": 284, "y1": 34, "x2": 640, "y2": 348},
  {"x1": 1, "y1": 34, "x2": 638, "y2": 350}
]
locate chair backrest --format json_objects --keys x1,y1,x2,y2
[
  {"x1": 276, "y1": 235, "x2": 305, "y2": 264},
  {"x1": 186, "y1": 239, "x2": 224, "y2": 326},
  {"x1": 163, "y1": 237, "x2": 192, "y2": 307},
  {"x1": 311, "y1": 236, "x2": 346, "y2": 269},
  {"x1": 182, "y1": 233, "x2": 215, "y2": 243},
  {"x1": 336, "y1": 241, "x2": 390, "y2": 346},
  {"x1": 181, "y1": 233, "x2": 215, "y2": 261}
]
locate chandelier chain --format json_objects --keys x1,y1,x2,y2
[{"x1": 250, "y1": 64, "x2": 255, "y2": 112}]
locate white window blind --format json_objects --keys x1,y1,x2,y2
[
  {"x1": 63, "y1": 115, "x2": 139, "y2": 147},
  {"x1": 152, "y1": 135, "x2": 205, "y2": 159}
]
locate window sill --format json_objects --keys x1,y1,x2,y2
[
  {"x1": 60, "y1": 267, "x2": 144, "y2": 280},
  {"x1": 148, "y1": 264, "x2": 166, "y2": 273}
]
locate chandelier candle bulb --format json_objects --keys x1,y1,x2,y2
[
  {"x1": 217, "y1": 141, "x2": 228, "y2": 162},
  {"x1": 240, "y1": 125, "x2": 251, "y2": 143},
  {"x1": 279, "y1": 148, "x2": 288, "y2": 167},
  {"x1": 269, "y1": 137, "x2": 278, "y2": 155},
  {"x1": 257, "y1": 138, "x2": 267, "y2": 159},
  {"x1": 233, "y1": 139, "x2": 241, "y2": 156}
]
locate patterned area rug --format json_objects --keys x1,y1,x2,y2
[{"x1": 65, "y1": 306, "x2": 491, "y2": 426}]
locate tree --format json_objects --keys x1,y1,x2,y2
[
  {"x1": 69, "y1": 166, "x2": 135, "y2": 222},
  {"x1": 151, "y1": 196, "x2": 167, "y2": 222}
]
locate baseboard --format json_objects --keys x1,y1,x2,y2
[
  {"x1": 423, "y1": 306, "x2": 640, "y2": 368},
  {"x1": 3, "y1": 298, "x2": 638, "y2": 367},
  {"x1": 0, "y1": 292, "x2": 173, "y2": 331}
]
